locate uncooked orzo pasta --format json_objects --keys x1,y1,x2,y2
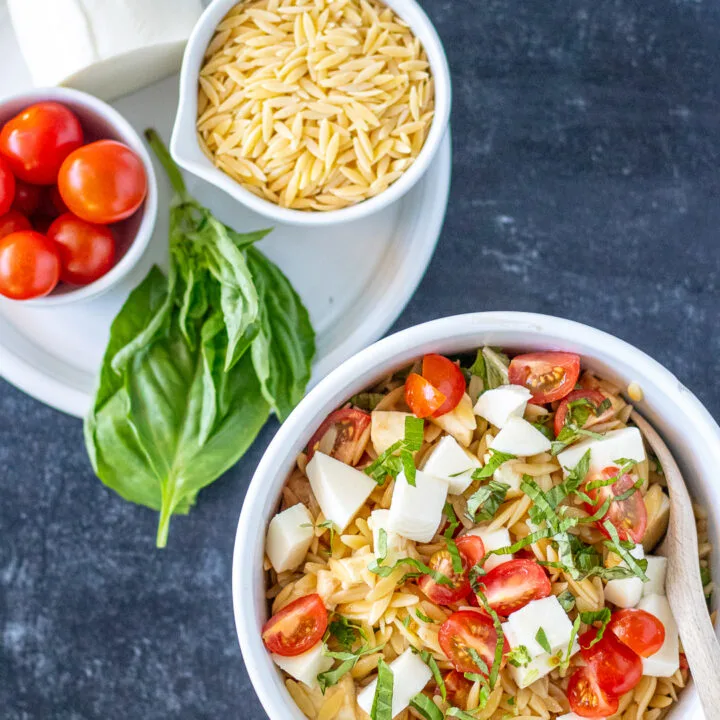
[
  {"x1": 197, "y1": 0, "x2": 434, "y2": 210},
  {"x1": 260, "y1": 348, "x2": 713, "y2": 719}
]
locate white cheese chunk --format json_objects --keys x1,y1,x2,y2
[
  {"x1": 557, "y1": 427, "x2": 646, "y2": 476},
  {"x1": 464, "y1": 526, "x2": 513, "y2": 571},
  {"x1": 306, "y1": 452, "x2": 375, "y2": 531},
  {"x1": 8, "y1": 0, "x2": 203, "y2": 101},
  {"x1": 643, "y1": 556, "x2": 668, "y2": 597},
  {"x1": 357, "y1": 648, "x2": 432, "y2": 717},
  {"x1": 430, "y1": 393, "x2": 477, "y2": 447},
  {"x1": 637, "y1": 594, "x2": 680, "y2": 677},
  {"x1": 265, "y1": 504, "x2": 314, "y2": 574},
  {"x1": 272, "y1": 642, "x2": 332, "y2": 689},
  {"x1": 388, "y1": 470, "x2": 448, "y2": 543},
  {"x1": 491, "y1": 417, "x2": 551, "y2": 456},
  {"x1": 368, "y1": 509, "x2": 404, "y2": 566},
  {"x1": 604, "y1": 544, "x2": 645, "y2": 609},
  {"x1": 474, "y1": 385, "x2": 532, "y2": 429},
  {"x1": 506, "y1": 596, "x2": 575, "y2": 657},
  {"x1": 371, "y1": 411, "x2": 413, "y2": 456},
  {"x1": 422, "y1": 435, "x2": 480, "y2": 494}
]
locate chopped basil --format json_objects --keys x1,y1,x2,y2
[
  {"x1": 409, "y1": 693, "x2": 443, "y2": 720},
  {"x1": 466, "y1": 480, "x2": 510, "y2": 523},
  {"x1": 413, "y1": 648, "x2": 446, "y2": 701},
  {"x1": 535, "y1": 627, "x2": 552, "y2": 654},
  {"x1": 443, "y1": 503, "x2": 463, "y2": 574},
  {"x1": 415, "y1": 608, "x2": 437, "y2": 624},
  {"x1": 402, "y1": 615, "x2": 411, "y2": 628},
  {"x1": 561, "y1": 616, "x2": 582, "y2": 670},
  {"x1": 472, "y1": 449, "x2": 516, "y2": 480},
  {"x1": 370, "y1": 659, "x2": 394, "y2": 720},
  {"x1": 350, "y1": 392, "x2": 385, "y2": 411},
  {"x1": 579, "y1": 609, "x2": 612, "y2": 647},
  {"x1": 507, "y1": 645, "x2": 532, "y2": 668},
  {"x1": 318, "y1": 643, "x2": 383, "y2": 692},
  {"x1": 364, "y1": 416, "x2": 424, "y2": 486},
  {"x1": 368, "y1": 553, "x2": 454, "y2": 587},
  {"x1": 469, "y1": 347, "x2": 510, "y2": 393},
  {"x1": 556, "y1": 590, "x2": 576, "y2": 612},
  {"x1": 601, "y1": 520, "x2": 649, "y2": 581},
  {"x1": 551, "y1": 425, "x2": 604, "y2": 456},
  {"x1": 326, "y1": 616, "x2": 366, "y2": 652},
  {"x1": 550, "y1": 395, "x2": 612, "y2": 455},
  {"x1": 467, "y1": 647, "x2": 490, "y2": 676},
  {"x1": 532, "y1": 419, "x2": 554, "y2": 440},
  {"x1": 447, "y1": 708, "x2": 481, "y2": 720},
  {"x1": 474, "y1": 591, "x2": 505, "y2": 689}
]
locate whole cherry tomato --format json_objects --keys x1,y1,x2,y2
[
  {"x1": 0, "y1": 230, "x2": 60, "y2": 299},
  {"x1": 0, "y1": 155, "x2": 15, "y2": 215},
  {"x1": 11, "y1": 179, "x2": 42, "y2": 216},
  {"x1": 0, "y1": 211, "x2": 32, "y2": 240}
]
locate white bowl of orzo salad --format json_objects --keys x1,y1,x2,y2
[{"x1": 233, "y1": 312, "x2": 719, "y2": 720}]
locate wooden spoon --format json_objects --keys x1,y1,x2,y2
[{"x1": 631, "y1": 410, "x2": 720, "y2": 712}]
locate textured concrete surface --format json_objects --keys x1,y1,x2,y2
[{"x1": 2, "y1": 1, "x2": 720, "y2": 718}]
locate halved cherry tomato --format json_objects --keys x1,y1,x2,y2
[
  {"x1": 0, "y1": 230, "x2": 60, "y2": 299},
  {"x1": 680, "y1": 652, "x2": 689, "y2": 671},
  {"x1": 405, "y1": 372, "x2": 446, "y2": 418},
  {"x1": 567, "y1": 666, "x2": 620, "y2": 718},
  {"x1": 579, "y1": 628, "x2": 643, "y2": 696},
  {"x1": 0, "y1": 102, "x2": 83, "y2": 185},
  {"x1": 58, "y1": 140, "x2": 147, "y2": 224},
  {"x1": 306, "y1": 407, "x2": 371, "y2": 465},
  {"x1": 554, "y1": 389, "x2": 609, "y2": 437},
  {"x1": 0, "y1": 211, "x2": 32, "y2": 240},
  {"x1": 439, "y1": 610, "x2": 509, "y2": 675},
  {"x1": 419, "y1": 548, "x2": 470, "y2": 605},
  {"x1": 476, "y1": 559, "x2": 551, "y2": 616},
  {"x1": 508, "y1": 352, "x2": 581, "y2": 404},
  {"x1": 608, "y1": 608, "x2": 665, "y2": 658},
  {"x1": 584, "y1": 466, "x2": 647, "y2": 543},
  {"x1": 0, "y1": 156, "x2": 15, "y2": 216},
  {"x1": 456, "y1": 535, "x2": 486, "y2": 569},
  {"x1": 422, "y1": 354, "x2": 466, "y2": 417},
  {"x1": 10, "y1": 179, "x2": 42, "y2": 216},
  {"x1": 444, "y1": 670, "x2": 473, "y2": 708},
  {"x1": 261, "y1": 594, "x2": 328, "y2": 657}
]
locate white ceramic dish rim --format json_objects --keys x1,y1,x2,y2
[
  {"x1": 0, "y1": 86, "x2": 158, "y2": 307},
  {"x1": 233, "y1": 311, "x2": 719, "y2": 720},
  {"x1": 171, "y1": 0, "x2": 452, "y2": 227}
]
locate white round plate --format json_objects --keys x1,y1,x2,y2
[{"x1": 0, "y1": 16, "x2": 450, "y2": 418}]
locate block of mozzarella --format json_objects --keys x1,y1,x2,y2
[
  {"x1": 272, "y1": 642, "x2": 333, "y2": 689},
  {"x1": 368, "y1": 509, "x2": 404, "y2": 566},
  {"x1": 464, "y1": 526, "x2": 513, "y2": 571},
  {"x1": 637, "y1": 594, "x2": 680, "y2": 677},
  {"x1": 491, "y1": 417, "x2": 551, "y2": 456},
  {"x1": 8, "y1": 0, "x2": 204, "y2": 101},
  {"x1": 265, "y1": 504, "x2": 314, "y2": 573},
  {"x1": 490, "y1": 456, "x2": 525, "y2": 491},
  {"x1": 505, "y1": 595, "x2": 575, "y2": 657},
  {"x1": 642, "y1": 556, "x2": 668, "y2": 597},
  {"x1": 430, "y1": 393, "x2": 477, "y2": 447},
  {"x1": 371, "y1": 411, "x2": 413, "y2": 455},
  {"x1": 474, "y1": 385, "x2": 532, "y2": 429},
  {"x1": 306, "y1": 452, "x2": 375, "y2": 531},
  {"x1": 604, "y1": 544, "x2": 645, "y2": 608},
  {"x1": 388, "y1": 470, "x2": 448, "y2": 543},
  {"x1": 357, "y1": 648, "x2": 432, "y2": 717},
  {"x1": 557, "y1": 427, "x2": 646, "y2": 476},
  {"x1": 422, "y1": 435, "x2": 480, "y2": 494}
]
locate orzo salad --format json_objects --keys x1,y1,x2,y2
[{"x1": 261, "y1": 349, "x2": 713, "y2": 720}]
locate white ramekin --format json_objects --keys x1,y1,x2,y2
[
  {"x1": 171, "y1": 0, "x2": 452, "y2": 227},
  {"x1": 0, "y1": 87, "x2": 158, "y2": 307},
  {"x1": 233, "y1": 311, "x2": 718, "y2": 720}
]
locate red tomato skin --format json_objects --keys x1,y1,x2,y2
[
  {"x1": 419, "y1": 550, "x2": 471, "y2": 605},
  {"x1": 508, "y1": 352, "x2": 581, "y2": 404},
  {"x1": 261, "y1": 594, "x2": 328, "y2": 657},
  {"x1": 405, "y1": 372, "x2": 446, "y2": 418},
  {"x1": 439, "y1": 610, "x2": 509, "y2": 675},
  {"x1": 567, "y1": 667, "x2": 620, "y2": 718},
  {"x1": 58, "y1": 140, "x2": 147, "y2": 224},
  {"x1": 476, "y1": 559, "x2": 551, "y2": 615},
  {"x1": 0, "y1": 156, "x2": 16, "y2": 215},
  {"x1": 422, "y1": 354, "x2": 466, "y2": 417},
  {"x1": 608, "y1": 608, "x2": 665, "y2": 658},
  {"x1": 10, "y1": 179, "x2": 42, "y2": 216},
  {"x1": 579, "y1": 628, "x2": 643, "y2": 696},
  {"x1": 0, "y1": 230, "x2": 60, "y2": 299},
  {"x1": 444, "y1": 671, "x2": 473, "y2": 708},
  {"x1": 306, "y1": 407, "x2": 371, "y2": 465},
  {"x1": 554, "y1": 389, "x2": 607, "y2": 437},
  {"x1": 47, "y1": 213, "x2": 116, "y2": 285},
  {"x1": 0, "y1": 211, "x2": 32, "y2": 240},
  {"x1": 456, "y1": 535, "x2": 486, "y2": 568},
  {"x1": 0, "y1": 102, "x2": 83, "y2": 185}
]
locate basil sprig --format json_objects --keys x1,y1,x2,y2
[{"x1": 364, "y1": 416, "x2": 424, "y2": 486}]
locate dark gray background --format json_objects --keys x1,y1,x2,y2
[{"x1": 2, "y1": 0, "x2": 719, "y2": 717}]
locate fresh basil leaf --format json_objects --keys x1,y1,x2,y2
[
  {"x1": 561, "y1": 616, "x2": 582, "y2": 670},
  {"x1": 410, "y1": 694, "x2": 443, "y2": 720},
  {"x1": 467, "y1": 647, "x2": 489, "y2": 676},
  {"x1": 466, "y1": 480, "x2": 510, "y2": 522},
  {"x1": 507, "y1": 645, "x2": 532, "y2": 667},
  {"x1": 472, "y1": 449, "x2": 516, "y2": 480},
  {"x1": 579, "y1": 609, "x2": 612, "y2": 647},
  {"x1": 447, "y1": 708, "x2": 481, "y2": 720},
  {"x1": 474, "y1": 591, "x2": 505, "y2": 688},
  {"x1": 327, "y1": 616, "x2": 365, "y2": 651},
  {"x1": 483, "y1": 347, "x2": 510, "y2": 390},
  {"x1": 535, "y1": 627, "x2": 552, "y2": 654},
  {"x1": 602, "y1": 520, "x2": 649, "y2": 581},
  {"x1": 318, "y1": 643, "x2": 380, "y2": 692},
  {"x1": 415, "y1": 609, "x2": 437, "y2": 624},
  {"x1": 351, "y1": 392, "x2": 385, "y2": 411},
  {"x1": 404, "y1": 415, "x2": 425, "y2": 451},
  {"x1": 414, "y1": 648, "x2": 446, "y2": 701},
  {"x1": 371, "y1": 659, "x2": 394, "y2": 720},
  {"x1": 376, "y1": 528, "x2": 388, "y2": 563},
  {"x1": 556, "y1": 590, "x2": 576, "y2": 612},
  {"x1": 468, "y1": 350, "x2": 486, "y2": 379}
]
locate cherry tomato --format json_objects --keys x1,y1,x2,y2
[
  {"x1": 422, "y1": 354, "x2": 466, "y2": 417},
  {"x1": 680, "y1": 652, "x2": 689, "y2": 671},
  {"x1": 579, "y1": 628, "x2": 643, "y2": 696},
  {"x1": 306, "y1": 407, "x2": 371, "y2": 466},
  {"x1": 47, "y1": 213, "x2": 115, "y2": 286},
  {"x1": 584, "y1": 466, "x2": 647, "y2": 543},
  {"x1": 419, "y1": 548, "x2": 471, "y2": 605},
  {"x1": 0, "y1": 156, "x2": 16, "y2": 215},
  {"x1": 439, "y1": 610, "x2": 509, "y2": 676},
  {"x1": 476, "y1": 559, "x2": 551, "y2": 616},
  {"x1": 444, "y1": 671, "x2": 473, "y2": 708},
  {"x1": 58, "y1": 140, "x2": 147, "y2": 224},
  {"x1": 261, "y1": 594, "x2": 328, "y2": 657},
  {"x1": 567, "y1": 667, "x2": 620, "y2": 718},
  {"x1": 456, "y1": 535, "x2": 486, "y2": 569},
  {"x1": 10, "y1": 179, "x2": 42, "y2": 216},
  {"x1": 0, "y1": 102, "x2": 83, "y2": 185},
  {"x1": 508, "y1": 352, "x2": 581, "y2": 404},
  {"x1": 0, "y1": 230, "x2": 60, "y2": 299},
  {"x1": 405, "y1": 372, "x2": 446, "y2": 418},
  {"x1": 608, "y1": 608, "x2": 665, "y2": 658},
  {"x1": 554, "y1": 389, "x2": 609, "y2": 437},
  {"x1": 0, "y1": 211, "x2": 32, "y2": 240}
]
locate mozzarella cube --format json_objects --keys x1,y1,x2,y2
[
  {"x1": 604, "y1": 544, "x2": 645, "y2": 609},
  {"x1": 491, "y1": 417, "x2": 551, "y2": 456},
  {"x1": 368, "y1": 510, "x2": 404, "y2": 566},
  {"x1": 306, "y1": 452, "x2": 375, "y2": 531},
  {"x1": 265, "y1": 504, "x2": 314, "y2": 573},
  {"x1": 490, "y1": 456, "x2": 525, "y2": 491},
  {"x1": 643, "y1": 556, "x2": 668, "y2": 597},
  {"x1": 388, "y1": 470, "x2": 449, "y2": 543},
  {"x1": 557, "y1": 427, "x2": 646, "y2": 477},
  {"x1": 371, "y1": 411, "x2": 413, "y2": 455},
  {"x1": 506, "y1": 596, "x2": 575, "y2": 657},
  {"x1": 357, "y1": 649, "x2": 432, "y2": 717},
  {"x1": 422, "y1": 435, "x2": 480, "y2": 494},
  {"x1": 474, "y1": 385, "x2": 532, "y2": 429},
  {"x1": 464, "y1": 526, "x2": 513, "y2": 571},
  {"x1": 430, "y1": 394, "x2": 477, "y2": 447},
  {"x1": 638, "y1": 594, "x2": 680, "y2": 677},
  {"x1": 272, "y1": 642, "x2": 333, "y2": 689}
]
